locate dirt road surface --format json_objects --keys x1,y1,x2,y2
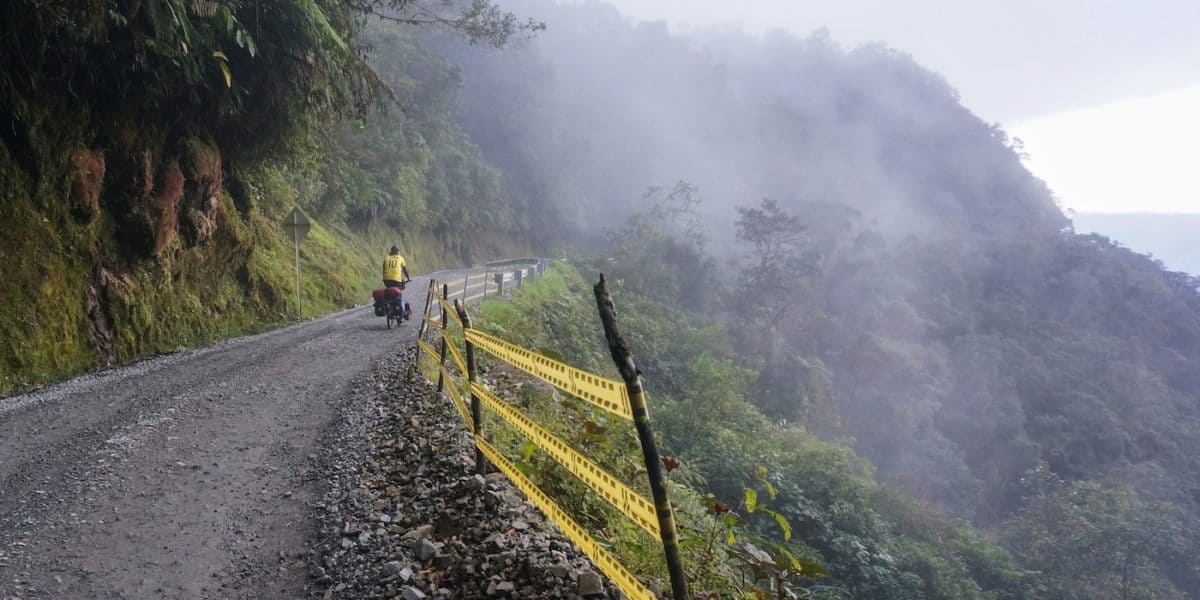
[{"x1": 0, "y1": 268, "x2": 485, "y2": 599}]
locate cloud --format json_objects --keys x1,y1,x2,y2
[{"x1": 1013, "y1": 85, "x2": 1200, "y2": 214}]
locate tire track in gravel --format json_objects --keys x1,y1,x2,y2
[{"x1": 0, "y1": 269, "x2": 479, "y2": 600}]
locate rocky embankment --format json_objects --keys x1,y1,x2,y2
[{"x1": 315, "y1": 348, "x2": 620, "y2": 599}]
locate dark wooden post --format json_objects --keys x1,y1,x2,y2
[
  {"x1": 436, "y1": 283, "x2": 450, "y2": 393},
  {"x1": 417, "y1": 279, "x2": 436, "y2": 339},
  {"x1": 455, "y1": 299, "x2": 486, "y2": 475},
  {"x1": 514, "y1": 269, "x2": 523, "y2": 288},
  {"x1": 493, "y1": 272, "x2": 504, "y2": 296},
  {"x1": 594, "y1": 274, "x2": 689, "y2": 600}
]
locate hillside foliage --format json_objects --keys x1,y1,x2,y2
[
  {"x1": 0, "y1": 1, "x2": 535, "y2": 393},
  {"x1": 476, "y1": 262, "x2": 1035, "y2": 598},
  {"x1": 3, "y1": 0, "x2": 1198, "y2": 596},
  {"x1": 434, "y1": 2, "x2": 1200, "y2": 595}
]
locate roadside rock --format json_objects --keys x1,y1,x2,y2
[
  {"x1": 577, "y1": 570, "x2": 604, "y2": 596},
  {"x1": 380, "y1": 560, "x2": 403, "y2": 579},
  {"x1": 400, "y1": 586, "x2": 426, "y2": 600}
]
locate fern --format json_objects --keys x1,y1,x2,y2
[{"x1": 294, "y1": 0, "x2": 348, "y2": 52}]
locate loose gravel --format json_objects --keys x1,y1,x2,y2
[
  {"x1": 313, "y1": 347, "x2": 624, "y2": 599},
  {"x1": 0, "y1": 268, "x2": 623, "y2": 600}
]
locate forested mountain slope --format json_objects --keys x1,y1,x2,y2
[
  {"x1": 431, "y1": 1, "x2": 1200, "y2": 595},
  {"x1": 1073, "y1": 212, "x2": 1200, "y2": 276}
]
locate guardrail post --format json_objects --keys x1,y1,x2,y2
[
  {"x1": 461, "y1": 273, "x2": 470, "y2": 301},
  {"x1": 594, "y1": 274, "x2": 690, "y2": 600},
  {"x1": 526, "y1": 266, "x2": 536, "y2": 284},
  {"x1": 494, "y1": 272, "x2": 504, "y2": 296},
  {"x1": 455, "y1": 299, "x2": 487, "y2": 475},
  {"x1": 436, "y1": 283, "x2": 450, "y2": 393},
  {"x1": 417, "y1": 279, "x2": 436, "y2": 340},
  {"x1": 482, "y1": 270, "x2": 490, "y2": 298},
  {"x1": 514, "y1": 269, "x2": 523, "y2": 288}
]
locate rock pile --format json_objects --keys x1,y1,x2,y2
[{"x1": 314, "y1": 349, "x2": 621, "y2": 599}]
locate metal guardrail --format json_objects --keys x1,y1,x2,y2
[{"x1": 412, "y1": 270, "x2": 688, "y2": 600}]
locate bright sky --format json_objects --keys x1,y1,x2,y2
[
  {"x1": 597, "y1": 0, "x2": 1200, "y2": 214},
  {"x1": 1012, "y1": 86, "x2": 1200, "y2": 214}
]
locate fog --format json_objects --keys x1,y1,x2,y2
[
  {"x1": 420, "y1": 2, "x2": 1200, "y2": 594},
  {"x1": 602, "y1": 0, "x2": 1200, "y2": 124},
  {"x1": 438, "y1": 0, "x2": 1062, "y2": 251}
]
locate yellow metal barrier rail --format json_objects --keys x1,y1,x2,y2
[
  {"x1": 442, "y1": 365, "x2": 474, "y2": 432},
  {"x1": 438, "y1": 296, "x2": 463, "y2": 327},
  {"x1": 440, "y1": 329, "x2": 468, "y2": 375},
  {"x1": 476, "y1": 437, "x2": 655, "y2": 600},
  {"x1": 414, "y1": 269, "x2": 685, "y2": 600},
  {"x1": 470, "y1": 381, "x2": 660, "y2": 537},
  {"x1": 464, "y1": 329, "x2": 633, "y2": 420},
  {"x1": 417, "y1": 339, "x2": 439, "y2": 363}
]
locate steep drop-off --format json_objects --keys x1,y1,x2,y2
[{"x1": 432, "y1": 2, "x2": 1200, "y2": 595}]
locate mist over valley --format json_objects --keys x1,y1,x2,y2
[{"x1": 2, "y1": 0, "x2": 1197, "y2": 597}]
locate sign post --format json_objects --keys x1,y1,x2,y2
[{"x1": 282, "y1": 208, "x2": 311, "y2": 320}]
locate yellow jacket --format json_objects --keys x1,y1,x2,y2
[{"x1": 382, "y1": 253, "x2": 407, "y2": 282}]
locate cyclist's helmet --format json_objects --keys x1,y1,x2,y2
[{"x1": 390, "y1": 245, "x2": 400, "y2": 254}]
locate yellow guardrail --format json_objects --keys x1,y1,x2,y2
[
  {"x1": 417, "y1": 339, "x2": 439, "y2": 362},
  {"x1": 442, "y1": 365, "x2": 474, "y2": 432},
  {"x1": 413, "y1": 268, "x2": 681, "y2": 600},
  {"x1": 438, "y1": 296, "x2": 463, "y2": 326},
  {"x1": 470, "y1": 381, "x2": 659, "y2": 537},
  {"x1": 476, "y1": 436, "x2": 655, "y2": 600},
  {"x1": 464, "y1": 329, "x2": 633, "y2": 420},
  {"x1": 442, "y1": 330, "x2": 468, "y2": 375}
]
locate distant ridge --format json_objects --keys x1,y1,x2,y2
[{"x1": 1072, "y1": 212, "x2": 1200, "y2": 276}]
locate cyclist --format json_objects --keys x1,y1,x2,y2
[{"x1": 382, "y1": 245, "x2": 411, "y2": 288}]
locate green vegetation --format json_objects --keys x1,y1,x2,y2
[
  {"x1": 5, "y1": 0, "x2": 1199, "y2": 596},
  {"x1": 0, "y1": 1, "x2": 535, "y2": 394},
  {"x1": 473, "y1": 261, "x2": 1033, "y2": 598},
  {"x1": 436, "y1": 3, "x2": 1200, "y2": 593}
]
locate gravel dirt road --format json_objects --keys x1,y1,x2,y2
[{"x1": 0, "y1": 268, "x2": 482, "y2": 599}]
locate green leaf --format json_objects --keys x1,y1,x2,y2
[
  {"x1": 519, "y1": 440, "x2": 538, "y2": 461},
  {"x1": 295, "y1": 0, "x2": 349, "y2": 52},
  {"x1": 775, "y1": 547, "x2": 802, "y2": 572},
  {"x1": 212, "y1": 50, "x2": 228, "y2": 61},
  {"x1": 744, "y1": 487, "x2": 758, "y2": 513},
  {"x1": 214, "y1": 6, "x2": 233, "y2": 32},
  {"x1": 768, "y1": 509, "x2": 792, "y2": 541},
  {"x1": 726, "y1": 529, "x2": 737, "y2": 546}
]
